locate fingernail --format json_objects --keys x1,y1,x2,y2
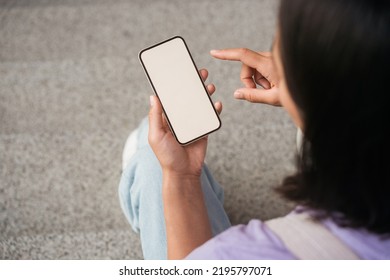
[
  {"x1": 149, "y1": 95, "x2": 154, "y2": 107},
  {"x1": 234, "y1": 91, "x2": 243, "y2": 99},
  {"x1": 210, "y1": 49, "x2": 219, "y2": 55}
]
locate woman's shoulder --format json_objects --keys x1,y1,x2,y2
[
  {"x1": 186, "y1": 210, "x2": 390, "y2": 260},
  {"x1": 186, "y1": 219, "x2": 296, "y2": 260},
  {"x1": 322, "y1": 217, "x2": 390, "y2": 259}
]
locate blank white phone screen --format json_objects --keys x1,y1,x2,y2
[{"x1": 139, "y1": 36, "x2": 221, "y2": 145}]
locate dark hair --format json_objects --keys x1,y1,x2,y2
[{"x1": 277, "y1": 0, "x2": 390, "y2": 234}]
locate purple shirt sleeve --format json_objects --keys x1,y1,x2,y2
[{"x1": 186, "y1": 219, "x2": 296, "y2": 260}]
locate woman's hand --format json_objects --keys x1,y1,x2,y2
[
  {"x1": 148, "y1": 69, "x2": 222, "y2": 178},
  {"x1": 210, "y1": 48, "x2": 281, "y2": 106},
  {"x1": 148, "y1": 69, "x2": 219, "y2": 259}
]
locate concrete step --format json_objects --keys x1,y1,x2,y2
[{"x1": 1, "y1": 228, "x2": 142, "y2": 259}]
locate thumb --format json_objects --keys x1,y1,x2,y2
[
  {"x1": 148, "y1": 95, "x2": 165, "y2": 144},
  {"x1": 234, "y1": 87, "x2": 281, "y2": 106}
]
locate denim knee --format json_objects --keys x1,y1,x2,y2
[{"x1": 118, "y1": 145, "x2": 163, "y2": 233}]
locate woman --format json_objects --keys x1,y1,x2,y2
[{"x1": 119, "y1": 0, "x2": 390, "y2": 259}]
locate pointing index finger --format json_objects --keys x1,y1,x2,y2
[{"x1": 210, "y1": 48, "x2": 263, "y2": 69}]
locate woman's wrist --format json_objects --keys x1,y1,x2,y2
[
  {"x1": 162, "y1": 168, "x2": 202, "y2": 186},
  {"x1": 162, "y1": 169, "x2": 203, "y2": 205}
]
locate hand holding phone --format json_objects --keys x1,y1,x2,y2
[{"x1": 139, "y1": 36, "x2": 221, "y2": 145}]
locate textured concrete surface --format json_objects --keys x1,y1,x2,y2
[{"x1": 0, "y1": 0, "x2": 296, "y2": 259}]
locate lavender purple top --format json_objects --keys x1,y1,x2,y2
[{"x1": 186, "y1": 212, "x2": 390, "y2": 260}]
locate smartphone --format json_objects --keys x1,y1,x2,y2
[{"x1": 139, "y1": 36, "x2": 221, "y2": 145}]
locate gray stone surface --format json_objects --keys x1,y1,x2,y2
[{"x1": 0, "y1": 0, "x2": 296, "y2": 259}]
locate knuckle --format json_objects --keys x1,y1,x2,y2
[
  {"x1": 246, "y1": 92, "x2": 254, "y2": 103},
  {"x1": 271, "y1": 95, "x2": 281, "y2": 106},
  {"x1": 248, "y1": 92, "x2": 260, "y2": 103},
  {"x1": 239, "y1": 48, "x2": 249, "y2": 56}
]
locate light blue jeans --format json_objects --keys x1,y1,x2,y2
[{"x1": 118, "y1": 118, "x2": 231, "y2": 259}]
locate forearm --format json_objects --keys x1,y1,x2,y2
[{"x1": 162, "y1": 171, "x2": 212, "y2": 259}]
